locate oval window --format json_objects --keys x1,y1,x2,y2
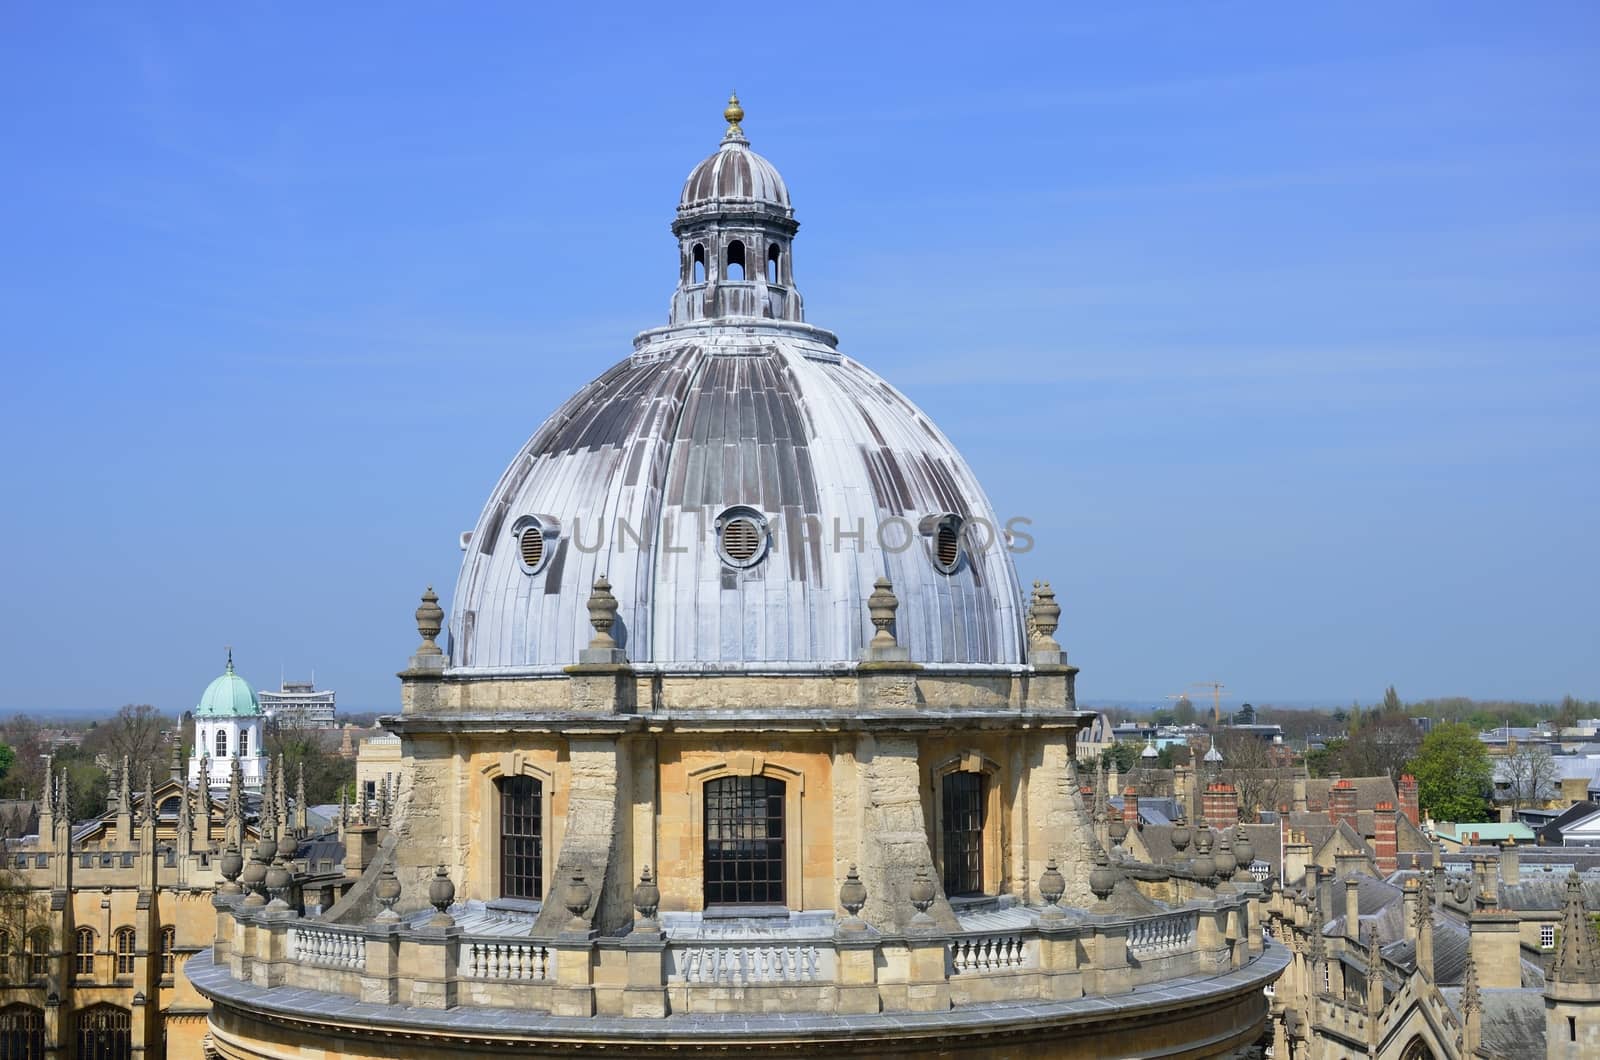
[
  {"x1": 716, "y1": 507, "x2": 769, "y2": 568},
  {"x1": 512, "y1": 516, "x2": 550, "y2": 574},
  {"x1": 932, "y1": 516, "x2": 963, "y2": 574}
]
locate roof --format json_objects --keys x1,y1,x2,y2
[
  {"x1": 1539, "y1": 801, "x2": 1600, "y2": 844},
  {"x1": 1304, "y1": 776, "x2": 1398, "y2": 812},
  {"x1": 1436, "y1": 822, "x2": 1535, "y2": 843},
  {"x1": 448, "y1": 115, "x2": 1028, "y2": 672},
  {"x1": 196, "y1": 653, "x2": 261, "y2": 718},
  {"x1": 1439, "y1": 987, "x2": 1547, "y2": 1057}
]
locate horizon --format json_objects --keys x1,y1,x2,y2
[{"x1": 2, "y1": 5, "x2": 1596, "y2": 713}]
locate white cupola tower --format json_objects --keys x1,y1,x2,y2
[{"x1": 189, "y1": 649, "x2": 267, "y2": 790}]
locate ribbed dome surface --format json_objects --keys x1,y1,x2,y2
[
  {"x1": 196, "y1": 658, "x2": 260, "y2": 717},
  {"x1": 448, "y1": 325, "x2": 1026, "y2": 671},
  {"x1": 679, "y1": 139, "x2": 791, "y2": 213}
]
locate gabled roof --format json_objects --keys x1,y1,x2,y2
[{"x1": 1304, "y1": 776, "x2": 1399, "y2": 812}]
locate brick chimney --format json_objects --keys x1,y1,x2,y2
[
  {"x1": 1398, "y1": 774, "x2": 1419, "y2": 826},
  {"x1": 1122, "y1": 786, "x2": 1140, "y2": 828},
  {"x1": 1202, "y1": 782, "x2": 1239, "y2": 829},
  {"x1": 1374, "y1": 801, "x2": 1397, "y2": 875},
  {"x1": 1329, "y1": 779, "x2": 1358, "y2": 831}
]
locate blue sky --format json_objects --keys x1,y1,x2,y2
[{"x1": 1, "y1": 3, "x2": 1596, "y2": 715}]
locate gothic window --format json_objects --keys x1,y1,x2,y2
[
  {"x1": 160, "y1": 926, "x2": 176, "y2": 975},
  {"x1": 766, "y1": 244, "x2": 780, "y2": 283},
  {"x1": 75, "y1": 1005, "x2": 131, "y2": 1060},
  {"x1": 941, "y1": 771, "x2": 985, "y2": 896},
  {"x1": 0, "y1": 1005, "x2": 44, "y2": 1060},
  {"x1": 692, "y1": 243, "x2": 706, "y2": 283},
  {"x1": 215, "y1": 728, "x2": 228, "y2": 759},
  {"x1": 498, "y1": 775, "x2": 543, "y2": 900},
  {"x1": 74, "y1": 927, "x2": 95, "y2": 977},
  {"x1": 27, "y1": 931, "x2": 48, "y2": 978},
  {"x1": 113, "y1": 928, "x2": 135, "y2": 976},
  {"x1": 726, "y1": 240, "x2": 745, "y2": 280},
  {"x1": 703, "y1": 776, "x2": 785, "y2": 906}
]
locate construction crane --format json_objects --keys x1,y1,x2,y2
[{"x1": 1189, "y1": 682, "x2": 1227, "y2": 727}]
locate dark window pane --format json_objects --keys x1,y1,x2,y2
[
  {"x1": 703, "y1": 776, "x2": 785, "y2": 905},
  {"x1": 499, "y1": 776, "x2": 543, "y2": 900},
  {"x1": 942, "y1": 771, "x2": 985, "y2": 896}
]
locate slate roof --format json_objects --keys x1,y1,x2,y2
[
  {"x1": 1304, "y1": 776, "x2": 1398, "y2": 812},
  {"x1": 1439, "y1": 987, "x2": 1548, "y2": 1057}
]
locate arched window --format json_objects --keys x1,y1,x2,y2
[
  {"x1": 113, "y1": 928, "x2": 135, "y2": 976},
  {"x1": 75, "y1": 1005, "x2": 130, "y2": 1060},
  {"x1": 498, "y1": 775, "x2": 543, "y2": 900},
  {"x1": 0, "y1": 930, "x2": 9, "y2": 957},
  {"x1": 160, "y1": 926, "x2": 176, "y2": 975},
  {"x1": 703, "y1": 776, "x2": 785, "y2": 906},
  {"x1": 941, "y1": 771, "x2": 986, "y2": 895},
  {"x1": 238, "y1": 728, "x2": 249, "y2": 758},
  {"x1": 766, "y1": 244, "x2": 780, "y2": 283},
  {"x1": 74, "y1": 927, "x2": 95, "y2": 977},
  {"x1": 27, "y1": 931, "x2": 49, "y2": 978},
  {"x1": 215, "y1": 728, "x2": 228, "y2": 759},
  {"x1": 692, "y1": 243, "x2": 706, "y2": 283},
  {"x1": 726, "y1": 240, "x2": 745, "y2": 281},
  {"x1": 0, "y1": 1004, "x2": 45, "y2": 1060}
]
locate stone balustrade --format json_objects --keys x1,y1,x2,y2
[{"x1": 210, "y1": 889, "x2": 1260, "y2": 1019}]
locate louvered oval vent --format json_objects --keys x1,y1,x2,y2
[
  {"x1": 936, "y1": 522, "x2": 961, "y2": 572},
  {"x1": 722, "y1": 517, "x2": 761, "y2": 563},
  {"x1": 519, "y1": 527, "x2": 544, "y2": 570}
]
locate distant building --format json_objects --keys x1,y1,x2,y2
[
  {"x1": 257, "y1": 678, "x2": 336, "y2": 728},
  {"x1": 188, "y1": 651, "x2": 266, "y2": 791}
]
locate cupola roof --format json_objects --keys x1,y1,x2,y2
[
  {"x1": 678, "y1": 94, "x2": 791, "y2": 215},
  {"x1": 195, "y1": 650, "x2": 261, "y2": 718}
]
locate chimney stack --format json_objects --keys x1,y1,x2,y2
[
  {"x1": 1374, "y1": 801, "x2": 1397, "y2": 875},
  {"x1": 1468, "y1": 906, "x2": 1520, "y2": 989},
  {"x1": 1329, "y1": 779, "x2": 1358, "y2": 832},
  {"x1": 1122, "y1": 786, "x2": 1140, "y2": 828},
  {"x1": 1345, "y1": 875, "x2": 1362, "y2": 944},
  {"x1": 1500, "y1": 837, "x2": 1520, "y2": 888},
  {"x1": 1398, "y1": 774, "x2": 1419, "y2": 827},
  {"x1": 1203, "y1": 782, "x2": 1239, "y2": 829}
]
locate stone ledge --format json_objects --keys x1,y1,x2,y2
[{"x1": 189, "y1": 941, "x2": 1286, "y2": 1044}]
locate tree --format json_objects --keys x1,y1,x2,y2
[
  {"x1": 264, "y1": 721, "x2": 356, "y2": 806},
  {"x1": 1217, "y1": 731, "x2": 1285, "y2": 821},
  {"x1": 0, "y1": 744, "x2": 13, "y2": 784},
  {"x1": 1382, "y1": 685, "x2": 1403, "y2": 713},
  {"x1": 1501, "y1": 745, "x2": 1560, "y2": 811},
  {"x1": 1236, "y1": 703, "x2": 1256, "y2": 726},
  {"x1": 1405, "y1": 723, "x2": 1492, "y2": 823},
  {"x1": 1098, "y1": 740, "x2": 1139, "y2": 774},
  {"x1": 1172, "y1": 698, "x2": 1196, "y2": 727},
  {"x1": 81, "y1": 704, "x2": 171, "y2": 768},
  {"x1": 1337, "y1": 712, "x2": 1421, "y2": 785},
  {"x1": 1305, "y1": 737, "x2": 1344, "y2": 778}
]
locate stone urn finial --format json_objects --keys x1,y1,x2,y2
[
  {"x1": 633, "y1": 866, "x2": 661, "y2": 930},
  {"x1": 374, "y1": 862, "x2": 402, "y2": 923},
  {"x1": 241, "y1": 835, "x2": 275, "y2": 907},
  {"x1": 1089, "y1": 845, "x2": 1116, "y2": 907},
  {"x1": 1108, "y1": 814, "x2": 1128, "y2": 848},
  {"x1": 265, "y1": 850, "x2": 293, "y2": 912},
  {"x1": 428, "y1": 864, "x2": 456, "y2": 927},
  {"x1": 1171, "y1": 811, "x2": 1191, "y2": 856},
  {"x1": 908, "y1": 866, "x2": 936, "y2": 924},
  {"x1": 564, "y1": 873, "x2": 593, "y2": 931},
  {"x1": 1039, "y1": 858, "x2": 1066, "y2": 920},
  {"x1": 839, "y1": 864, "x2": 868, "y2": 930},
  {"x1": 1235, "y1": 823, "x2": 1255, "y2": 880},
  {"x1": 1028, "y1": 581, "x2": 1061, "y2": 650},
  {"x1": 867, "y1": 578, "x2": 899, "y2": 649},
  {"x1": 219, "y1": 842, "x2": 244, "y2": 895},
  {"x1": 415, "y1": 586, "x2": 444, "y2": 656},
  {"x1": 586, "y1": 576, "x2": 619, "y2": 650}
]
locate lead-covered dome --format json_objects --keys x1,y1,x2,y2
[{"x1": 447, "y1": 100, "x2": 1027, "y2": 672}]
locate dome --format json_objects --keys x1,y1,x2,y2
[
  {"x1": 447, "y1": 98, "x2": 1027, "y2": 672},
  {"x1": 195, "y1": 652, "x2": 260, "y2": 717},
  {"x1": 677, "y1": 94, "x2": 791, "y2": 215}
]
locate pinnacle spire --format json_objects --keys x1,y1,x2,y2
[{"x1": 1550, "y1": 870, "x2": 1600, "y2": 983}]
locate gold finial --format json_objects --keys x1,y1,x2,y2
[{"x1": 723, "y1": 92, "x2": 744, "y2": 137}]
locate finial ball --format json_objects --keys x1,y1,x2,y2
[{"x1": 724, "y1": 92, "x2": 744, "y2": 128}]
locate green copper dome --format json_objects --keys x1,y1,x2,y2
[{"x1": 195, "y1": 651, "x2": 261, "y2": 718}]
